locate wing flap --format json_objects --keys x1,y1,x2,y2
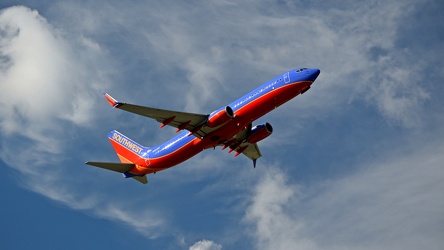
[
  {"x1": 223, "y1": 123, "x2": 262, "y2": 165},
  {"x1": 239, "y1": 142, "x2": 262, "y2": 160},
  {"x1": 229, "y1": 142, "x2": 262, "y2": 161}
]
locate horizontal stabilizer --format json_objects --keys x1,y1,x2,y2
[
  {"x1": 85, "y1": 162, "x2": 148, "y2": 184},
  {"x1": 85, "y1": 161, "x2": 134, "y2": 173},
  {"x1": 132, "y1": 175, "x2": 148, "y2": 184}
]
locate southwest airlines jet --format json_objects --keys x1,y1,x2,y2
[{"x1": 86, "y1": 68, "x2": 320, "y2": 184}]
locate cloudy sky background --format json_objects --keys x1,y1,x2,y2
[{"x1": 1, "y1": 0, "x2": 443, "y2": 249}]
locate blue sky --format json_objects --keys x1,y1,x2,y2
[{"x1": 1, "y1": 1, "x2": 443, "y2": 249}]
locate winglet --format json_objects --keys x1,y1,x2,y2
[{"x1": 103, "y1": 93, "x2": 122, "y2": 108}]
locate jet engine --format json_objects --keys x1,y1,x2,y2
[
  {"x1": 247, "y1": 123, "x2": 273, "y2": 143},
  {"x1": 207, "y1": 106, "x2": 235, "y2": 127}
]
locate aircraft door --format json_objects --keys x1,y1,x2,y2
[{"x1": 283, "y1": 72, "x2": 290, "y2": 83}]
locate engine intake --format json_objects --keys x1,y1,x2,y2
[
  {"x1": 207, "y1": 106, "x2": 235, "y2": 127},
  {"x1": 247, "y1": 123, "x2": 273, "y2": 144}
]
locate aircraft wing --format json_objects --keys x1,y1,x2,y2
[
  {"x1": 104, "y1": 93, "x2": 212, "y2": 137},
  {"x1": 226, "y1": 141, "x2": 262, "y2": 168},
  {"x1": 235, "y1": 142, "x2": 262, "y2": 160}
]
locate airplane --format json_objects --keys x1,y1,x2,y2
[{"x1": 86, "y1": 68, "x2": 320, "y2": 184}]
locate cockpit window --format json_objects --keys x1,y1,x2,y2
[{"x1": 295, "y1": 68, "x2": 308, "y2": 73}]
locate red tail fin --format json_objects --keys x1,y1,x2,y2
[{"x1": 107, "y1": 130, "x2": 147, "y2": 164}]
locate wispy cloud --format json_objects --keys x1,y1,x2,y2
[
  {"x1": 0, "y1": 0, "x2": 442, "y2": 248},
  {"x1": 0, "y1": 6, "x2": 103, "y2": 158},
  {"x1": 245, "y1": 167, "x2": 317, "y2": 250},
  {"x1": 245, "y1": 141, "x2": 444, "y2": 250},
  {"x1": 48, "y1": 0, "x2": 433, "y2": 127},
  {"x1": 189, "y1": 240, "x2": 222, "y2": 250},
  {"x1": 0, "y1": 5, "x2": 165, "y2": 239}
]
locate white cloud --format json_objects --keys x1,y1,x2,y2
[
  {"x1": 367, "y1": 64, "x2": 430, "y2": 127},
  {"x1": 0, "y1": 7, "x2": 67, "y2": 135},
  {"x1": 245, "y1": 168, "x2": 317, "y2": 250},
  {"x1": 48, "y1": 0, "x2": 432, "y2": 129},
  {"x1": 189, "y1": 240, "x2": 222, "y2": 250},
  {"x1": 0, "y1": 6, "x2": 102, "y2": 158},
  {"x1": 1, "y1": 1, "x2": 442, "y2": 248},
  {"x1": 245, "y1": 142, "x2": 444, "y2": 250},
  {"x1": 0, "y1": 5, "x2": 165, "y2": 241},
  {"x1": 99, "y1": 202, "x2": 166, "y2": 239}
]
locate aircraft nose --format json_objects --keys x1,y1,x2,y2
[{"x1": 307, "y1": 68, "x2": 320, "y2": 82}]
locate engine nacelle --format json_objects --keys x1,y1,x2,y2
[
  {"x1": 207, "y1": 106, "x2": 235, "y2": 128},
  {"x1": 247, "y1": 123, "x2": 273, "y2": 144}
]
